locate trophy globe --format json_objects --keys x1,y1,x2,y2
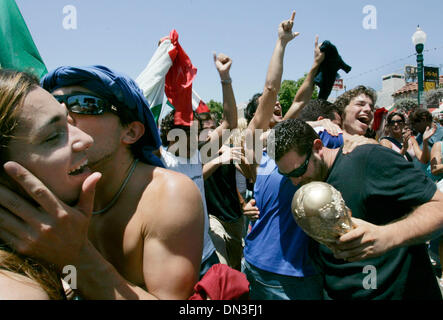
[{"x1": 291, "y1": 181, "x2": 354, "y2": 246}]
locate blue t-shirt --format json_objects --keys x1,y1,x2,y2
[
  {"x1": 243, "y1": 130, "x2": 343, "y2": 277},
  {"x1": 315, "y1": 127, "x2": 344, "y2": 149},
  {"x1": 243, "y1": 152, "x2": 317, "y2": 277}
]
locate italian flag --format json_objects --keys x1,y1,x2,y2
[
  {"x1": 0, "y1": 0, "x2": 47, "y2": 78},
  {"x1": 136, "y1": 29, "x2": 209, "y2": 128}
]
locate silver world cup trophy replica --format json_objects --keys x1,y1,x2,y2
[{"x1": 291, "y1": 181, "x2": 354, "y2": 246}]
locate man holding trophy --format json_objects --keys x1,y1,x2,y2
[{"x1": 271, "y1": 119, "x2": 443, "y2": 300}]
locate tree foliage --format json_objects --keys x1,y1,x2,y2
[
  {"x1": 207, "y1": 99, "x2": 223, "y2": 121},
  {"x1": 393, "y1": 98, "x2": 418, "y2": 112},
  {"x1": 424, "y1": 88, "x2": 443, "y2": 108},
  {"x1": 278, "y1": 74, "x2": 318, "y2": 116}
]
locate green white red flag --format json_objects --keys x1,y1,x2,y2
[{"x1": 136, "y1": 29, "x2": 209, "y2": 128}]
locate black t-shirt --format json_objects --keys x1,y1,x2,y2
[
  {"x1": 311, "y1": 144, "x2": 440, "y2": 300},
  {"x1": 204, "y1": 164, "x2": 243, "y2": 222}
]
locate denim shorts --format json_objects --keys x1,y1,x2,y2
[{"x1": 241, "y1": 258, "x2": 323, "y2": 300}]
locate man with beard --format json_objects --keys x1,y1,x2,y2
[{"x1": 272, "y1": 118, "x2": 443, "y2": 299}]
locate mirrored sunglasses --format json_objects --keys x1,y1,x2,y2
[{"x1": 53, "y1": 93, "x2": 117, "y2": 115}]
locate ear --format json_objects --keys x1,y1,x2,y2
[
  {"x1": 121, "y1": 121, "x2": 145, "y2": 145},
  {"x1": 312, "y1": 138, "x2": 324, "y2": 153},
  {"x1": 317, "y1": 116, "x2": 325, "y2": 121}
]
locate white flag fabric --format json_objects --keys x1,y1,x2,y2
[{"x1": 136, "y1": 39, "x2": 174, "y2": 126}]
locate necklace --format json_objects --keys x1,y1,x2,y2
[{"x1": 92, "y1": 158, "x2": 139, "y2": 215}]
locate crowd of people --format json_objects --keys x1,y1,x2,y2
[{"x1": 0, "y1": 11, "x2": 442, "y2": 300}]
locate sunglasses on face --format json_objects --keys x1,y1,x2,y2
[
  {"x1": 278, "y1": 148, "x2": 312, "y2": 178},
  {"x1": 388, "y1": 120, "x2": 404, "y2": 125},
  {"x1": 53, "y1": 93, "x2": 117, "y2": 115}
]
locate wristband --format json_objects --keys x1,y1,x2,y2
[{"x1": 221, "y1": 78, "x2": 232, "y2": 85}]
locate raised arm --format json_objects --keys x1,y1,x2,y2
[
  {"x1": 407, "y1": 126, "x2": 435, "y2": 164},
  {"x1": 205, "y1": 53, "x2": 238, "y2": 148},
  {"x1": 244, "y1": 11, "x2": 299, "y2": 175},
  {"x1": 248, "y1": 10, "x2": 299, "y2": 132},
  {"x1": 283, "y1": 35, "x2": 325, "y2": 120}
]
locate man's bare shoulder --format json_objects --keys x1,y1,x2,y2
[
  {"x1": 135, "y1": 164, "x2": 204, "y2": 234},
  {"x1": 138, "y1": 164, "x2": 199, "y2": 196},
  {"x1": 0, "y1": 270, "x2": 50, "y2": 300}
]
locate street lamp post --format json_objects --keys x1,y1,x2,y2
[{"x1": 412, "y1": 26, "x2": 427, "y2": 107}]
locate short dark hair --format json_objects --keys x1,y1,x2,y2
[
  {"x1": 335, "y1": 85, "x2": 377, "y2": 117},
  {"x1": 270, "y1": 119, "x2": 319, "y2": 162},
  {"x1": 409, "y1": 108, "x2": 432, "y2": 125},
  {"x1": 299, "y1": 99, "x2": 339, "y2": 122},
  {"x1": 159, "y1": 110, "x2": 203, "y2": 146},
  {"x1": 244, "y1": 93, "x2": 262, "y2": 124}
]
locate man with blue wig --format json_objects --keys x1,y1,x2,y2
[{"x1": 0, "y1": 65, "x2": 205, "y2": 299}]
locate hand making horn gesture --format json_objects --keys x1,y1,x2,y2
[
  {"x1": 278, "y1": 10, "x2": 299, "y2": 45},
  {"x1": 313, "y1": 35, "x2": 326, "y2": 66}
]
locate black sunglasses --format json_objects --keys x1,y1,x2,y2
[
  {"x1": 388, "y1": 119, "x2": 405, "y2": 125},
  {"x1": 278, "y1": 148, "x2": 312, "y2": 178},
  {"x1": 53, "y1": 92, "x2": 117, "y2": 115}
]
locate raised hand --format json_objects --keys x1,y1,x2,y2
[
  {"x1": 402, "y1": 129, "x2": 412, "y2": 149},
  {"x1": 278, "y1": 10, "x2": 300, "y2": 45},
  {"x1": 423, "y1": 122, "x2": 437, "y2": 142},
  {"x1": 213, "y1": 52, "x2": 232, "y2": 80},
  {"x1": 218, "y1": 145, "x2": 243, "y2": 164},
  {"x1": 0, "y1": 161, "x2": 101, "y2": 270},
  {"x1": 313, "y1": 35, "x2": 325, "y2": 66}
]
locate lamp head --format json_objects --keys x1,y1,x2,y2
[{"x1": 412, "y1": 25, "x2": 427, "y2": 48}]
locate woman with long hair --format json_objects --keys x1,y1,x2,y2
[
  {"x1": 379, "y1": 111, "x2": 428, "y2": 163},
  {"x1": 0, "y1": 69, "x2": 94, "y2": 299}
]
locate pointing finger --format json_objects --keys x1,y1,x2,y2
[{"x1": 290, "y1": 10, "x2": 296, "y2": 22}]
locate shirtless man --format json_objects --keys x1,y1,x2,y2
[{"x1": 0, "y1": 65, "x2": 204, "y2": 299}]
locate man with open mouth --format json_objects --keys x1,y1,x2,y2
[{"x1": 334, "y1": 85, "x2": 376, "y2": 137}]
